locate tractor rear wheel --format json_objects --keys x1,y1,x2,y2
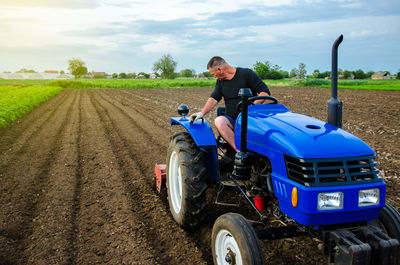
[
  {"x1": 212, "y1": 213, "x2": 265, "y2": 265},
  {"x1": 166, "y1": 132, "x2": 208, "y2": 228}
]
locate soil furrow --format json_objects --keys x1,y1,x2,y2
[
  {"x1": 0, "y1": 91, "x2": 77, "y2": 264},
  {"x1": 70, "y1": 90, "x2": 84, "y2": 265},
  {"x1": 96, "y1": 91, "x2": 170, "y2": 151},
  {"x1": 73, "y1": 90, "x2": 158, "y2": 264},
  {"x1": 0, "y1": 91, "x2": 69, "y2": 169},
  {"x1": 101, "y1": 91, "x2": 172, "y2": 130},
  {"x1": 21, "y1": 90, "x2": 81, "y2": 264},
  {"x1": 91, "y1": 91, "x2": 208, "y2": 264}
]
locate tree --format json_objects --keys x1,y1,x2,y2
[
  {"x1": 253, "y1": 61, "x2": 271, "y2": 79},
  {"x1": 153, "y1": 54, "x2": 177, "y2": 79},
  {"x1": 17, "y1": 68, "x2": 36, "y2": 73},
  {"x1": 352, "y1": 69, "x2": 366, "y2": 79},
  {"x1": 119, "y1": 72, "x2": 127, "y2": 79},
  {"x1": 289, "y1": 68, "x2": 297, "y2": 78},
  {"x1": 320, "y1": 71, "x2": 331, "y2": 79},
  {"x1": 203, "y1": 71, "x2": 213, "y2": 78},
  {"x1": 397, "y1": 71, "x2": 400, "y2": 79},
  {"x1": 343, "y1": 70, "x2": 352, "y2": 79},
  {"x1": 279, "y1": 70, "x2": 289, "y2": 78},
  {"x1": 112, "y1": 73, "x2": 118, "y2": 79},
  {"x1": 296, "y1": 63, "x2": 307, "y2": 79},
  {"x1": 253, "y1": 61, "x2": 284, "y2": 80},
  {"x1": 312, "y1": 69, "x2": 320, "y2": 78},
  {"x1": 127, "y1": 73, "x2": 136, "y2": 79},
  {"x1": 180, "y1": 69, "x2": 195, "y2": 78},
  {"x1": 60, "y1": 70, "x2": 65, "y2": 74},
  {"x1": 68, "y1": 58, "x2": 87, "y2": 78},
  {"x1": 138, "y1": 72, "x2": 150, "y2": 78}
]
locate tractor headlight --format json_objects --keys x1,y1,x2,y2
[
  {"x1": 358, "y1": 188, "x2": 379, "y2": 207},
  {"x1": 317, "y1": 192, "x2": 343, "y2": 210}
]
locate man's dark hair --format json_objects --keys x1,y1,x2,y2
[{"x1": 207, "y1": 56, "x2": 227, "y2": 69}]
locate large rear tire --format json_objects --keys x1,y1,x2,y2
[
  {"x1": 212, "y1": 213, "x2": 265, "y2": 265},
  {"x1": 166, "y1": 132, "x2": 208, "y2": 228}
]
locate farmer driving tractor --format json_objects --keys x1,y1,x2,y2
[{"x1": 190, "y1": 56, "x2": 271, "y2": 154}]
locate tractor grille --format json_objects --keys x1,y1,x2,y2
[{"x1": 284, "y1": 154, "x2": 380, "y2": 187}]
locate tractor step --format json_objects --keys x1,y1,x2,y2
[
  {"x1": 219, "y1": 180, "x2": 247, "y2": 187},
  {"x1": 325, "y1": 225, "x2": 399, "y2": 265}
]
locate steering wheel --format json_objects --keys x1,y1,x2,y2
[{"x1": 237, "y1": 96, "x2": 278, "y2": 112}]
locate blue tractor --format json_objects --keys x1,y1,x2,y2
[{"x1": 154, "y1": 35, "x2": 400, "y2": 265}]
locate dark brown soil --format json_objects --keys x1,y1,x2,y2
[{"x1": 0, "y1": 87, "x2": 399, "y2": 264}]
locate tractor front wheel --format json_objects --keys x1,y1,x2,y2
[
  {"x1": 212, "y1": 213, "x2": 265, "y2": 265},
  {"x1": 166, "y1": 132, "x2": 208, "y2": 228},
  {"x1": 370, "y1": 202, "x2": 400, "y2": 264},
  {"x1": 371, "y1": 203, "x2": 400, "y2": 240}
]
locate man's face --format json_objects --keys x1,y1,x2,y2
[{"x1": 208, "y1": 67, "x2": 225, "y2": 80}]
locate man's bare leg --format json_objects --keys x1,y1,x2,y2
[{"x1": 215, "y1": 116, "x2": 239, "y2": 152}]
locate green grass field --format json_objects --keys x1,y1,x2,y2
[
  {"x1": 0, "y1": 85, "x2": 62, "y2": 128},
  {"x1": 1, "y1": 78, "x2": 399, "y2": 90},
  {"x1": 0, "y1": 78, "x2": 398, "y2": 128}
]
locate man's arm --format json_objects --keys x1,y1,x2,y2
[
  {"x1": 190, "y1": 97, "x2": 219, "y2": 123},
  {"x1": 201, "y1": 97, "x2": 218, "y2": 115}
]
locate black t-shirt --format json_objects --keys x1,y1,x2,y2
[{"x1": 210, "y1": 67, "x2": 271, "y2": 119}]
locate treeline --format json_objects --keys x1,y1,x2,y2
[
  {"x1": 253, "y1": 60, "x2": 399, "y2": 80},
  {"x1": 5, "y1": 55, "x2": 399, "y2": 80}
]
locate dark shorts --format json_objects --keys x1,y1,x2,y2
[{"x1": 223, "y1": 115, "x2": 236, "y2": 127}]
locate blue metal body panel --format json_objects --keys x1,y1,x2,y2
[
  {"x1": 170, "y1": 117, "x2": 219, "y2": 181},
  {"x1": 235, "y1": 104, "x2": 375, "y2": 158},
  {"x1": 272, "y1": 172, "x2": 385, "y2": 225},
  {"x1": 171, "y1": 104, "x2": 386, "y2": 226},
  {"x1": 233, "y1": 104, "x2": 384, "y2": 225},
  {"x1": 171, "y1": 117, "x2": 217, "y2": 146}
]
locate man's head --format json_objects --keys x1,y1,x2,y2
[{"x1": 207, "y1": 56, "x2": 233, "y2": 80}]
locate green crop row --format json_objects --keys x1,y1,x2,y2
[
  {"x1": 0, "y1": 85, "x2": 62, "y2": 128},
  {"x1": 292, "y1": 79, "x2": 400, "y2": 91},
  {"x1": 1, "y1": 78, "x2": 399, "y2": 90}
]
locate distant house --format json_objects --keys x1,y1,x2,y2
[
  {"x1": 150, "y1": 73, "x2": 158, "y2": 79},
  {"x1": 44, "y1": 70, "x2": 59, "y2": 74},
  {"x1": 371, "y1": 72, "x2": 390, "y2": 80}
]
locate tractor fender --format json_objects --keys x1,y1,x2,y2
[
  {"x1": 170, "y1": 117, "x2": 219, "y2": 182},
  {"x1": 171, "y1": 117, "x2": 217, "y2": 146}
]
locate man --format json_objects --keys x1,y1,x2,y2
[{"x1": 190, "y1": 56, "x2": 271, "y2": 152}]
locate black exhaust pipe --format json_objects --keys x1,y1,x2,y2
[
  {"x1": 328, "y1": 34, "x2": 343, "y2": 128},
  {"x1": 233, "y1": 88, "x2": 252, "y2": 180}
]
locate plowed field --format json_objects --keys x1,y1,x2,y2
[{"x1": 0, "y1": 87, "x2": 399, "y2": 264}]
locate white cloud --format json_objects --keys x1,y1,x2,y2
[{"x1": 141, "y1": 35, "x2": 195, "y2": 53}]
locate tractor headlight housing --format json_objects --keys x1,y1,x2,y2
[
  {"x1": 317, "y1": 192, "x2": 343, "y2": 210},
  {"x1": 358, "y1": 188, "x2": 379, "y2": 207}
]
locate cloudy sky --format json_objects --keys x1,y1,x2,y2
[{"x1": 0, "y1": 0, "x2": 399, "y2": 74}]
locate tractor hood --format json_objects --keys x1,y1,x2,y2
[{"x1": 235, "y1": 104, "x2": 374, "y2": 158}]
